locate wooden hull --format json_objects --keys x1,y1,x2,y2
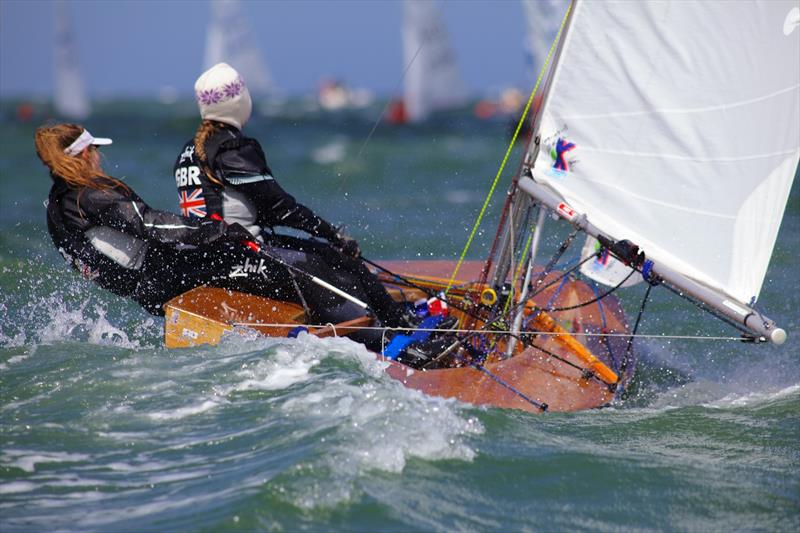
[{"x1": 164, "y1": 261, "x2": 634, "y2": 413}]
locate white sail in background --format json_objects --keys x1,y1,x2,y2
[
  {"x1": 403, "y1": 0, "x2": 468, "y2": 122},
  {"x1": 531, "y1": 0, "x2": 799, "y2": 306},
  {"x1": 205, "y1": 0, "x2": 272, "y2": 95},
  {"x1": 520, "y1": 0, "x2": 568, "y2": 82},
  {"x1": 54, "y1": 0, "x2": 89, "y2": 120}
]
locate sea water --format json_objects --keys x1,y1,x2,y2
[{"x1": 1, "y1": 100, "x2": 798, "y2": 531}]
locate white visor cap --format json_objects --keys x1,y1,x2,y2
[{"x1": 64, "y1": 129, "x2": 113, "y2": 156}]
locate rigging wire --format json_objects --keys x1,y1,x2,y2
[
  {"x1": 228, "y1": 321, "x2": 747, "y2": 342},
  {"x1": 546, "y1": 268, "x2": 635, "y2": 312},
  {"x1": 353, "y1": 42, "x2": 425, "y2": 164},
  {"x1": 621, "y1": 281, "x2": 654, "y2": 376},
  {"x1": 444, "y1": 1, "x2": 575, "y2": 295}
]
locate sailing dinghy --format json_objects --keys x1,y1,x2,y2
[
  {"x1": 388, "y1": 0, "x2": 469, "y2": 124},
  {"x1": 204, "y1": 0, "x2": 273, "y2": 97},
  {"x1": 164, "y1": 0, "x2": 798, "y2": 413}
]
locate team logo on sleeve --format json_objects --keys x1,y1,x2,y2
[{"x1": 178, "y1": 188, "x2": 207, "y2": 218}]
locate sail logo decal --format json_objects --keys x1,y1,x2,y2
[
  {"x1": 594, "y1": 246, "x2": 611, "y2": 267},
  {"x1": 542, "y1": 128, "x2": 579, "y2": 179},
  {"x1": 178, "y1": 188, "x2": 207, "y2": 218},
  {"x1": 552, "y1": 137, "x2": 576, "y2": 171}
]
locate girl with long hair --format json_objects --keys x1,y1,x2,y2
[{"x1": 171, "y1": 63, "x2": 414, "y2": 335}]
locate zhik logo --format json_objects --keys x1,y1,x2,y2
[{"x1": 229, "y1": 257, "x2": 269, "y2": 278}]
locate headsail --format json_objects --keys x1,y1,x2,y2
[
  {"x1": 402, "y1": 0, "x2": 469, "y2": 122},
  {"x1": 205, "y1": 0, "x2": 273, "y2": 95},
  {"x1": 53, "y1": 0, "x2": 90, "y2": 120},
  {"x1": 523, "y1": 0, "x2": 798, "y2": 337}
]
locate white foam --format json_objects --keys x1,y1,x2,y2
[
  {"x1": 311, "y1": 136, "x2": 348, "y2": 164},
  {"x1": 220, "y1": 332, "x2": 368, "y2": 394},
  {"x1": 704, "y1": 383, "x2": 800, "y2": 408},
  {"x1": 0, "y1": 481, "x2": 37, "y2": 494},
  {"x1": 146, "y1": 399, "x2": 224, "y2": 421},
  {"x1": 87, "y1": 306, "x2": 137, "y2": 347},
  {"x1": 276, "y1": 343, "x2": 484, "y2": 509},
  {"x1": 228, "y1": 344, "x2": 320, "y2": 392},
  {"x1": 1, "y1": 450, "x2": 90, "y2": 473}
]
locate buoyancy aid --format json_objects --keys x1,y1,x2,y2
[{"x1": 173, "y1": 125, "x2": 339, "y2": 241}]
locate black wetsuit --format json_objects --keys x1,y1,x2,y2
[
  {"x1": 172, "y1": 126, "x2": 407, "y2": 332},
  {"x1": 45, "y1": 175, "x2": 395, "y2": 341}
]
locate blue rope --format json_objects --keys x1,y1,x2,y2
[{"x1": 459, "y1": 353, "x2": 548, "y2": 412}]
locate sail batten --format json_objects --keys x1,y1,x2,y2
[
  {"x1": 557, "y1": 83, "x2": 800, "y2": 121},
  {"x1": 527, "y1": 0, "x2": 799, "y2": 309}
]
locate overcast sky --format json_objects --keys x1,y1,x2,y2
[{"x1": 0, "y1": 0, "x2": 533, "y2": 99}]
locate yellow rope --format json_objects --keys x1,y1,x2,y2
[{"x1": 444, "y1": 1, "x2": 574, "y2": 295}]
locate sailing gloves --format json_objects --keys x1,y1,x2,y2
[
  {"x1": 223, "y1": 222, "x2": 256, "y2": 244},
  {"x1": 332, "y1": 231, "x2": 361, "y2": 258}
]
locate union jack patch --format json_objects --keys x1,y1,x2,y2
[{"x1": 179, "y1": 188, "x2": 207, "y2": 218}]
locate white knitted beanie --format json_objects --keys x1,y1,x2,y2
[{"x1": 194, "y1": 63, "x2": 252, "y2": 130}]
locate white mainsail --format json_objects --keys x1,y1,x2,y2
[
  {"x1": 205, "y1": 0, "x2": 273, "y2": 95},
  {"x1": 54, "y1": 0, "x2": 89, "y2": 120},
  {"x1": 529, "y1": 0, "x2": 799, "y2": 309},
  {"x1": 402, "y1": 0, "x2": 469, "y2": 122}
]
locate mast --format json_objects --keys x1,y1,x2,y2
[
  {"x1": 489, "y1": 0, "x2": 576, "y2": 291},
  {"x1": 505, "y1": 206, "x2": 547, "y2": 356}
]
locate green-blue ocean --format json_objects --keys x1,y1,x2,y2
[{"x1": 1, "y1": 99, "x2": 798, "y2": 532}]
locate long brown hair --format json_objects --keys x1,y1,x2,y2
[
  {"x1": 193, "y1": 119, "x2": 226, "y2": 186},
  {"x1": 34, "y1": 123, "x2": 128, "y2": 192}
]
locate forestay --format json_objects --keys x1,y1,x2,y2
[{"x1": 529, "y1": 0, "x2": 800, "y2": 307}]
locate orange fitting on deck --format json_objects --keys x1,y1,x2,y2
[{"x1": 526, "y1": 305, "x2": 619, "y2": 385}]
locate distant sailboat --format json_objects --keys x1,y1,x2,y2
[
  {"x1": 472, "y1": 1, "x2": 566, "y2": 123},
  {"x1": 204, "y1": 0, "x2": 273, "y2": 96},
  {"x1": 53, "y1": 0, "x2": 89, "y2": 120},
  {"x1": 392, "y1": 0, "x2": 468, "y2": 123},
  {"x1": 521, "y1": 0, "x2": 567, "y2": 85}
]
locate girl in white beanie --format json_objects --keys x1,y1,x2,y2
[{"x1": 171, "y1": 63, "x2": 414, "y2": 348}]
